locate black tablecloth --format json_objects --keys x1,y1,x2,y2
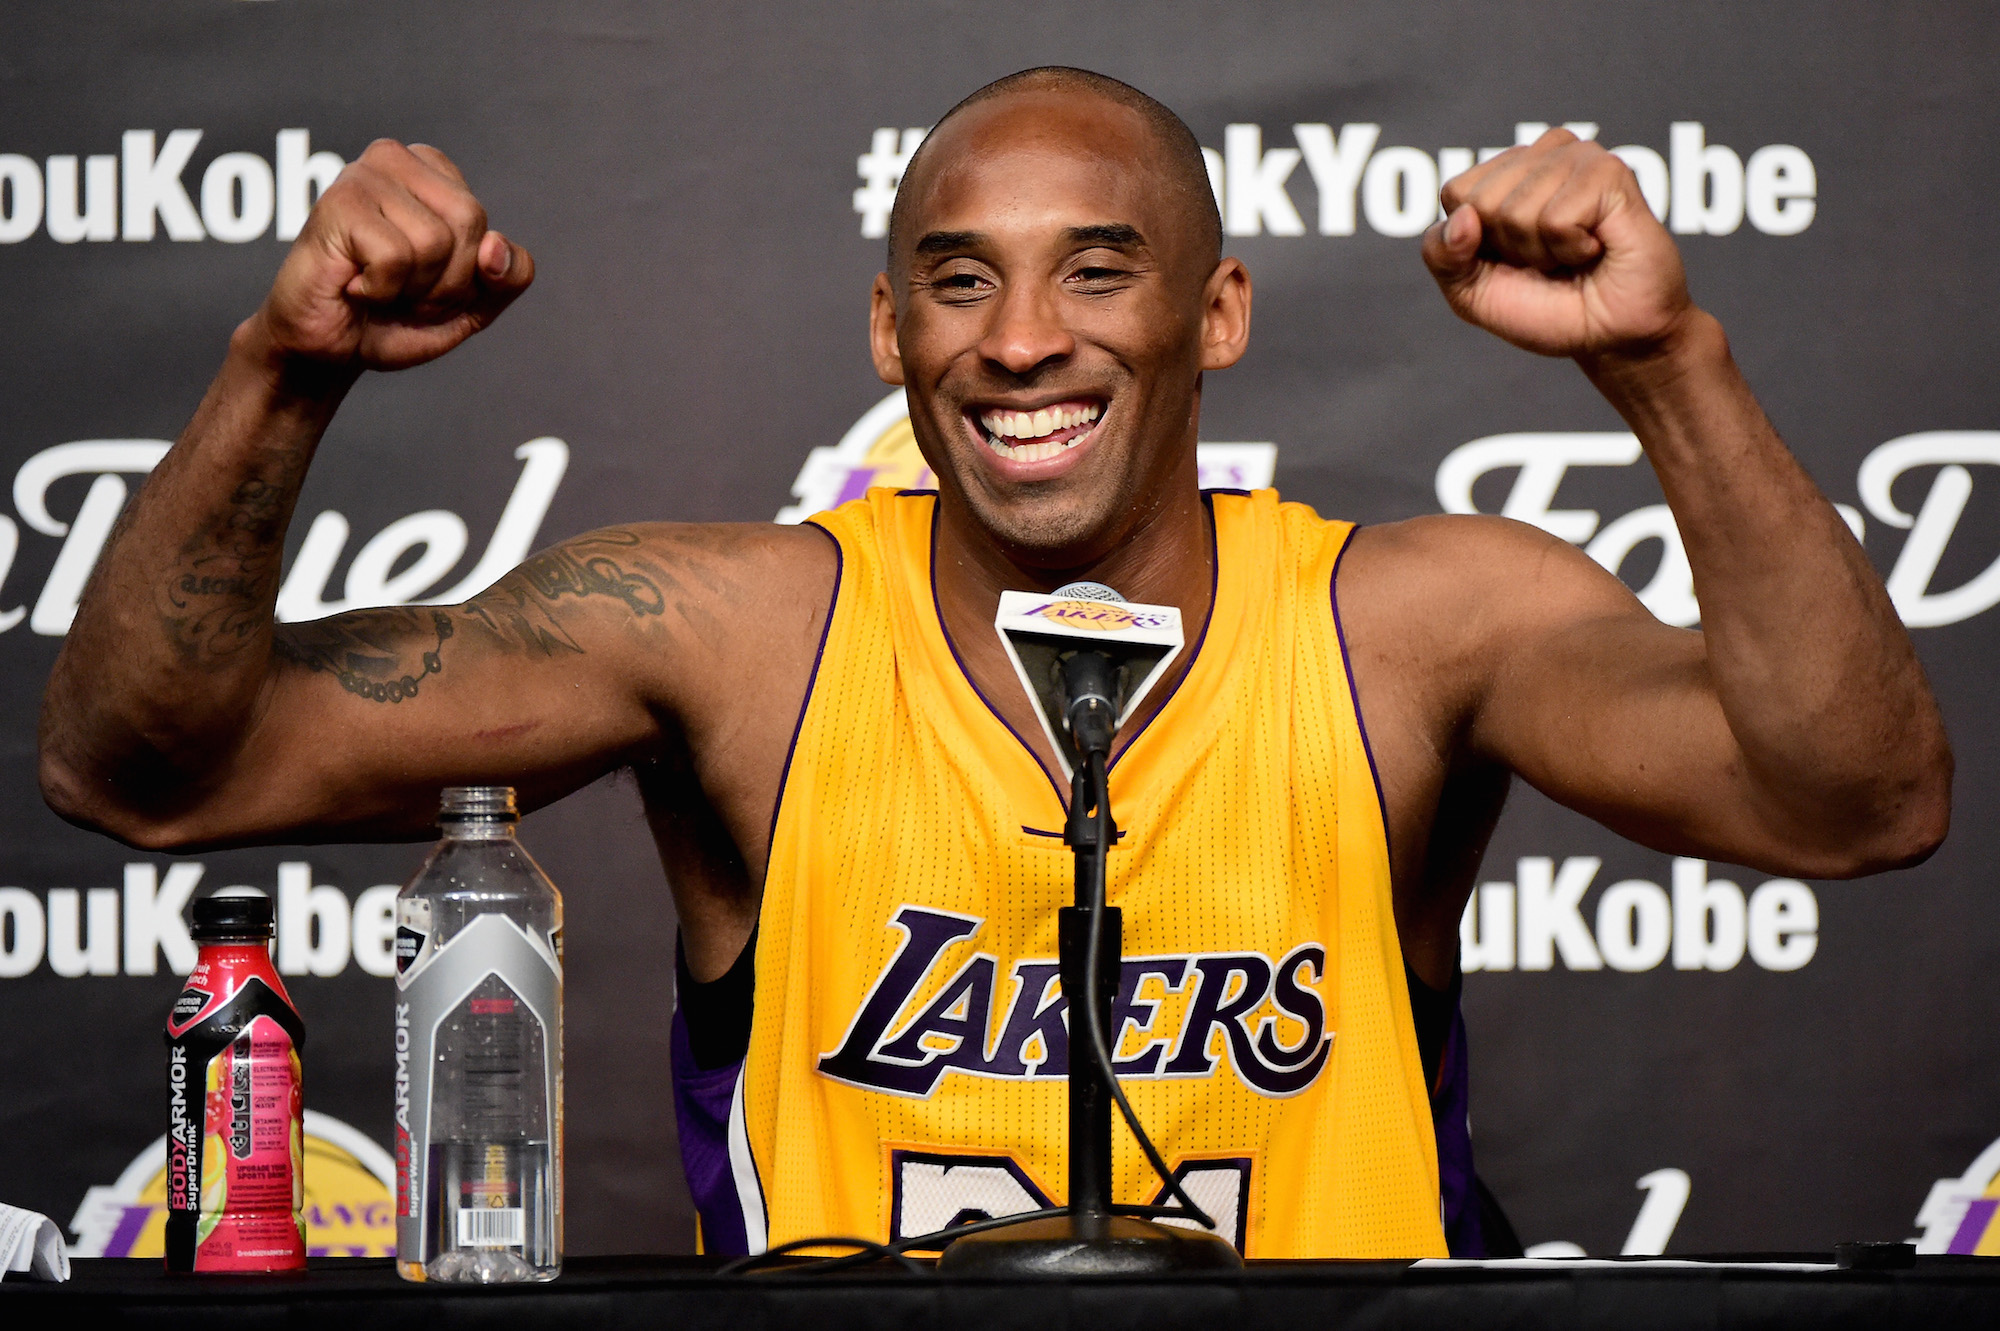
[{"x1": 6, "y1": 1254, "x2": 1998, "y2": 1329}]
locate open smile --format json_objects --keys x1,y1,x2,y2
[{"x1": 967, "y1": 398, "x2": 1106, "y2": 471}]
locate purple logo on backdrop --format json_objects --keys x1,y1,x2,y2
[{"x1": 1916, "y1": 1136, "x2": 2000, "y2": 1255}]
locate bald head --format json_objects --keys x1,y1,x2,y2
[{"x1": 887, "y1": 68, "x2": 1222, "y2": 281}]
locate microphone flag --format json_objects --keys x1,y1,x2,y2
[{"x1": 994, "y1": 586, "x2": 1185, "y2": 780}]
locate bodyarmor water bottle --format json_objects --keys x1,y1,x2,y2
[
  {"x1": 395, "y1": 786, "x2": 563, "y2": 1284},
  {"x1": 164, "y1": 894, "x2": 306, "y2": 1272}
]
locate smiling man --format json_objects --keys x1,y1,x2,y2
[{"x1": 41, "y1": 68, "x2": 1949, "y2": 1260}]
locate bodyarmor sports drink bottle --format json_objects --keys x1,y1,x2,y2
[
  {"x1": 395, "y1": 786, "x2": 563, "y2": 1284},
  {"x1": 164, "y1": 894, "x2": 306, "y2": 1272}
]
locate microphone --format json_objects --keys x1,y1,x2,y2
[
  {"x1": 1052, "y1": 582, "x2": 1123, "y2": 759},
  {"x1": 994, "y1": 581, "x2": 1186, "y2": 779}
]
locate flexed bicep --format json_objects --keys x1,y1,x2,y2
[{"x1": 1455, "y1": 514, "x2": 1934, "y2": 880}]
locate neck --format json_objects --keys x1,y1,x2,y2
[{"x1": 931, "y1": 471, "x2": 1215, "y2": 653}]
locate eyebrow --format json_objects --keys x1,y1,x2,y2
[
  {"x1": 1063, "y1": 223, "x2": 1146, "y2": 249},
  {"x1": 914, "y1": 229, "x2": 985, "y2": 257},
  {"x1": 910, "y1": 222, "x2": 1150, "y2": 258}
]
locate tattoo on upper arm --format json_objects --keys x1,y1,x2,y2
[
  {"x1": 462, "y1": 530, "x2": 669, "y2": 654},
  {"x1": 273, "y1": 608, "x2": 455, "y2": 703},
  {"x1": 266, "y1": 527, "x2": 714, "y2": 705}
]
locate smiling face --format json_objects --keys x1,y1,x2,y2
[{"x1": 870, "y1": 85, "x2": 1248, "y2": 570}]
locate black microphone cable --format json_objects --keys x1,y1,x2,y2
[
  {"x1": 1076, "y1": 746, "x2": 1217, "y2": 1231},
  {"x1": 725, "y1": 620, "x2": 1221, "y2": 1273},
  {"x1": 720, "y1": 759, "x2": 1217, "y2": 1275}
]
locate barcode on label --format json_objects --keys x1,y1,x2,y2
[{"x1": 457, "y1": 1206, "x2": 525, "y2": 1247}]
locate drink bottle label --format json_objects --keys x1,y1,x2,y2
[
  {"x1": 164, "y1": 944, "x2": 307, "y2": 1272},
  {"x1": 396, "y1": 897, "x2": 433, "y2": 974},
  {"x1": 394, "y1": 913, "x2": 562, "y2": 1264}
]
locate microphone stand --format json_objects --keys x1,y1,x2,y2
[{"x1": 938, "y1": 740, "x2": 1241, "y2": 1275}]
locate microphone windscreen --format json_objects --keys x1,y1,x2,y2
[{"x1": 1050, "y1": 581, "x2": 1125, "y2": 603}]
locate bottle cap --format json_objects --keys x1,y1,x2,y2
[
  {"x1": 1834, "y1": 1241, "x2": 1917, "y2": 1269},
  {"x1": 440, "y1": 785, "x2": 519, "y2": 821},
  {"x1": 191, "y1": 893, "x2": 274, "y2": 941}
]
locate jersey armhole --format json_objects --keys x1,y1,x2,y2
[
  {"x1": 765, "y1": 520, "x2": 844, "y2": 856},
  {"x1": 1328, "y1": 524, "x2": 1395, "y2": 866}
]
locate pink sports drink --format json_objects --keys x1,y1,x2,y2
[{"x1": 163, "y1": 894, "x2": 307, "y2": 1272}]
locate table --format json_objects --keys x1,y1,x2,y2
[{"x1": 6, "y1": 1254, "x2": 1998, "y2": 1328}]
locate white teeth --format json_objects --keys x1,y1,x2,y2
[
  {"x1": 977, "y1": 401, "x2": 1102, "y2": 443},
  {"x1": 988, "y1": 439, "x2": 1069, "y2": 462}
]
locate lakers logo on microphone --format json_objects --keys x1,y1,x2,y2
[{"x1": 1024, "y1": 600, "x2": 1175, "y2": 632}]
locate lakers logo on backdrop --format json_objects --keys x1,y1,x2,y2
[
  {"x1": 777, "y1": 390, "x2": 1278, "y2": 523},
  {"x1": 1916, "y1": 1134, "x2": 2000, "y2": 1255},
  {"x1": 70, "y1": 1110, "x2": 396, "y2": 1257}
]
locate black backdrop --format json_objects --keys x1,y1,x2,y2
[{"x1": 1, "y1": 0, "x2": 1995, "y2": 1260}]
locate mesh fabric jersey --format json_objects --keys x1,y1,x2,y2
[{"x1": 681, "y1": 487, "x2": 1445, "y2": 1260}]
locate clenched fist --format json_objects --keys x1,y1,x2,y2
[
  {"x1": 253, "y1": 140, "x2": 534, "y2": 372},
  {"x1": 1422, "y1": 129, "x2": 1692, "y2": 362}
]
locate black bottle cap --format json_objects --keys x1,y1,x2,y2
[
  {"x1": 1834, "y1": 1241, "x2": 1917, "y2": 1269},
  {"x1": 191, "y1": 893, "x2": 273, "y2": 942}
]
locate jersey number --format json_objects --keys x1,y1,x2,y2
[{"x1": 889, "y1": 1149, "x2": 1251, "y2": 1251}]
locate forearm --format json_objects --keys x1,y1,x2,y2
[
  {"x1": 1581, "y1": 312, "x2": 1950, "y2": 857},
  {"x1": 41, "y1": 316, "x2": 358, "y2": 815}
]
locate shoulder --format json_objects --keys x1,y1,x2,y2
[
  {"x1": 608, "y1": 519, "x2": 840, "y2": 583},
  {"x1": 474, "y1": 520, "x2": 837, "y2": 670},
  {"x1": 1334, "y1": 513, "x2": 1644, "y2": 716},
  {"x1": 593, "y1": 519, "x2": 840, "y2": 632},
  {"x1": 1339, "y1": 512, "x2": 1636, "y2": 632}
]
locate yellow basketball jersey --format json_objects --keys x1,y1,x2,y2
[{"x1": 728, "y1": 487, "x2": 1444, "y2": 1259}]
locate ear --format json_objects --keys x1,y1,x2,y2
[
  {"x1": 1198, "y1": 257, "x2": 1252, "y2": 372},
  {"x1": 869, "y1": 272, "x2": 905, "y2": 385}
]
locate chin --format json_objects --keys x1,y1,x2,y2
[{"x1": 959, "y1": 486, "x2": 1129, "y2": 570}]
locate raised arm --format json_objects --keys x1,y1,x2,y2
[
  {"x1": 38, "y1": 141, "x2": 811, "y2": 850},
  {"x1": 1397, "y1": 130, "x2": 1949, "y2": 881}
]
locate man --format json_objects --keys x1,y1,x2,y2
[{"x1": 40, "y1": 68, "x2": 1949, "y2": 1259}]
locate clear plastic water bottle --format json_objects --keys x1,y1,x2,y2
[{"x1": 394, "y1": 786, "x2": 563, "y2": 1284}]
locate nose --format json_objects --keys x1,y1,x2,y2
[{"x1": 977, "y1": 282, "x2": 1075, "y2": 377}]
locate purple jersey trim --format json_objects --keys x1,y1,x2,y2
[
  {"x1": 1431, "y1": 1001, "x2": 1485, "y2": 1257},
  {"x1": 672, "y1": 520, "x2": 840, "y2": 1256},
  {"x1": 1105, "y1": 492, "x2": 1221, "y2": 773},
  {"x1": 1335, "y1": 527, "x2": 1483, "y2": 1253},
  {"x1": 769, "y1": 520, "x2": 843, "y2": 851},
  {"x1": 670, "y1": 1006, "x2": 750, "y2": 1254},
  {"x1": 1328, "y1": 523, "x2": 1395, "y2": 866},
  {"x1": 925, "y1": 498, "x2": 1068, "y2": 810}
]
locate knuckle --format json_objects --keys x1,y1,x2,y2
[
  {"x1": 414, "y1": 220, "x2": 454, "y2": 266},
  {"x1": 324, "y1": 162, "x2": 369, "y2": 196},
  {"x1": 379, "y1": 230, "x2": 416, "y2": 271},
  {"x1": 439, "y1": 193, "x2": 486, "y2": 238},
  {"x1": 413, "y1": 142, "x2": 463, "y2": 171}
]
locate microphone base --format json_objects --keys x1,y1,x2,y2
[{"x1": 935, "y1": 1212, "x2": 1243, "y2": 1277}]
